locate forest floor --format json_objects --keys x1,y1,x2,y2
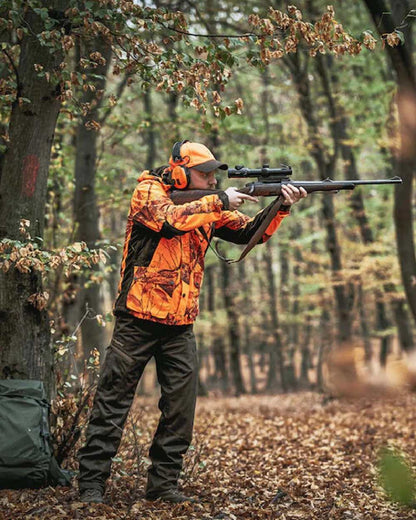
[{"x1": 1, "y1": 391, "x2": 416, "y2": 520}]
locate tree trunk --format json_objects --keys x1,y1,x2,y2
[
  {"x1": 376, "y1": 298, "x2": 393, "y2": 367},
  {"x1": 317, "y1": 291, "x2": 332, "y2": 392},
  {"x1": 357, "y1": 284, "x2": 373, "y2": 364},
  {"x1": 238, "y1": 261, "x2": 257, "y2": 394},
  {"x1": 280, "y1": 246, "x2": 296, "y2": 389},
  {"x1": 263, "y1": 242, "x2": 287, "y2": 392},
  {"x1": 197, "y1": 333, "x2": 209, "y2": 397},
  {"x1": 71, "y1": 36, "x2": 112, "y2": 361},
  {"x1": 322, "y1": 195, "x2": 354, "y2": 342},
  {"x1": 212, "y1": 337, "x2": 229, "y2": 394},
  {"x1": 144, "y1": 89, "x2": 156, "y2": 170},
  {"x1": 315, "y1": 54, "x2": 374, "y2": 244},
  {"x1": 258, "y1": 72, "x2": 287, "y2": 391},
  {"x1": 166, "y1": 92, "x2": 180, "y2": 144},
  {"x1": 0, "y1": 4, "x2": 65, "y2": 397},
  {"x1": 286, "y1": 51, "x2": 354, "y2": 343},
  {"x1": 390, "y1": 298, "x2": 414, "y2": 353},
  {"x1": 221, "y1": 261, "x2": 246, "y2": 396},
  {"x1": 290, "y1": 230, "x2": 302, "y2": 358},
  {"x1": 364, "y1": 0, "x2": 416, "y2": 323}
]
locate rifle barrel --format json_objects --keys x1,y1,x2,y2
[{"x1": 343, "y1": 177, "x2": 402, "y2": 185}]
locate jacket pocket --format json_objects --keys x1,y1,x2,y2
[{"x1": 126, "y1": 266, "x2": 180, "y2": 319}]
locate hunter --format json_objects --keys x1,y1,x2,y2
[{"x1": 77, "y1": 140, "x2": 307, "y2": 504}]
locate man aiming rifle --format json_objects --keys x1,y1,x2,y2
[
  {"x1": 77, "y1": 140, "x2": 306, "y2": 504},
  {"x1": 171, "y1": 163, "x2": 401, "y2": 262}
]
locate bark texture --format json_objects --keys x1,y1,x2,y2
[
  {"x1": 67, "y1": 36, "x2": 112, "y2": 360},
  {"x1": 0, "y1": 4, "x2": 65, "y2": 396}
]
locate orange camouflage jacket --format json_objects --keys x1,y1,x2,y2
[{"x1": 114, "y1": 172, "x2": 290, "y2": 325}]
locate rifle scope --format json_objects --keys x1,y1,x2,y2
[{"x1": 228, "y1": 164, "x2": 292, "y2": 178}]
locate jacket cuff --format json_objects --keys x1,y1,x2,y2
[
  {"x1": 279, "y1": 204, "x2": 291, "y2": 212},
  {"x1": 217, "y1": 191, "x2": 230, "y2": 211}
]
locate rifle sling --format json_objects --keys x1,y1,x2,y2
[
  {"x1": 199, "y1": 196, "x2": 284, "y2": 264},
  {"x1": 228, "y1": 195, "x2": 285, "y2": 264}
]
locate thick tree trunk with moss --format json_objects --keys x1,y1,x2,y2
[{"x1": 0, "y1": 4, "x2": 65, "y2": 397}]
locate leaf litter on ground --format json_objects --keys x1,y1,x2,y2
[{"x1": 1, "y1": 392, "x2": 416, "y2": 519}]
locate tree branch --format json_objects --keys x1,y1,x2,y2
[
  {"x1": 2, "y1": 49, "x2": 20, "y2": 96},
  {"x1": 162, "y1": 22, "x2": 256, "y2": 39},
  {"x1": 98, "y1": 73, "x2": 131, "y2": 126}
]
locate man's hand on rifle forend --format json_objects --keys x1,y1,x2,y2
[
  {"x1": 281, "y1": 184, "x2": 307, "y2": 206},
  {"x1": 224, "y1": 184, "x2": 307, "y2": 211},
  {"x1": 224, "y1": 187, "x2": 259, "y2": 211}
]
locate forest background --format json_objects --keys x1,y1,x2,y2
[{"x1": 1, "y1": 1, "x2": 416, "y2": 518}]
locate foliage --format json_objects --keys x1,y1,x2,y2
[
  {"x1": 378, "y1": 446, "x2": 416, "y2": 507},
  {"x1": 0, "y1": 234, "x2": 109, "y2": 309},
  {"x1": 0, "y1": 2, "x2": 401, "y2": 120}
]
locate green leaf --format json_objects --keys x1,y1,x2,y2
[{"x1": 378, "y1": 447, "x2": 416, "y2": 506}]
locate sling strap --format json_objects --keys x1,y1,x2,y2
[{"x1": 200, "y1": 196, "x2": 285, "y2": 264}]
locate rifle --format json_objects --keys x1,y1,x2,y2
[
  {"x1": 170, "y1": 164, "x2": 402, "y2": 203},
  {"x1": 170, "y1": 164, "x2": 402, "y2": 263}
]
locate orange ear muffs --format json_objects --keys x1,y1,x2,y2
[
  {"x1": 166, "y1": 140, "x2": 191, "y2": 189},
  {"x1": 170, "y1": 165, "x2": 190, "y2": 189}
]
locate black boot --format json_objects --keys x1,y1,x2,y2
[
  {"x1": 145, "y1": 489, "x2": 200, "y2": 503},
  {"x1": 79, "y1": 488, "x2": 104, "y2": 503}
]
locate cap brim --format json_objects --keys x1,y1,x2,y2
[{"x1": 193, "y1": 160, "x2": 228, "y2": 173}]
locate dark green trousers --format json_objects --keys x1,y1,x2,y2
[{"x1": 77, "y1": 313, "x2": 198, "y2": 496}]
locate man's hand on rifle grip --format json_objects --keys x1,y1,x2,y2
[{"x1": 224, "y1": 187, "x2": 259, "y2": 211}]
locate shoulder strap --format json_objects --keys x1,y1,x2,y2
[
  {"x1": 228, "y1": 196, "x2": 284, "y2": 263},
  {"x1": 199, "y1": 196, "x2": 284, "y2": 263}
]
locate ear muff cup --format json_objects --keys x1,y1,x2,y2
[{"x1": 170, "y1": 164, "x2": 190, "y2": 189}]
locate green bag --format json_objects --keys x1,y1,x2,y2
[{"x1": 0, "y1": 379, "x2": 72, "y2": 489}]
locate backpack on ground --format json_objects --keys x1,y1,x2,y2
[{"x1": 0, "y1": 379, "x2": 72, "y2": 489}]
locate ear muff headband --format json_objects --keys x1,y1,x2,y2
[
  {"x1": 169, "y1": 140, "x2": 191, "y2": 189},
  {"x1": 172, "y1": 140, "x2": 189, "y2": 163}
]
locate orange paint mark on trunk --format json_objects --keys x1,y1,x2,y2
[{"x1": 22, "y1": 155, "x2": 39, "y2": 197}]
